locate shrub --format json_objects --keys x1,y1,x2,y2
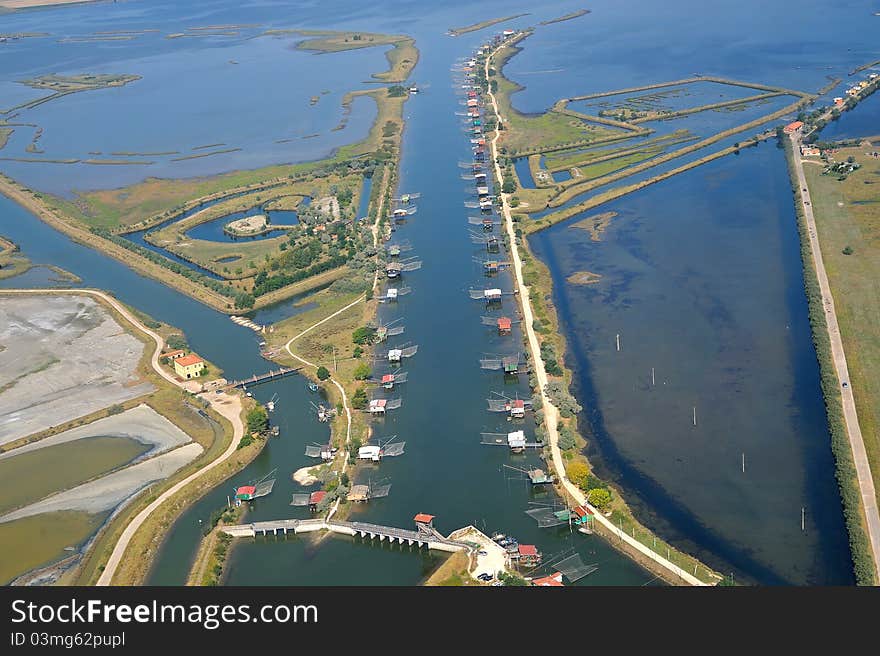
[
  {"x1": 558, "y1": 424, "x2": 577, "y2": 451},
  {"x1": 566, "y1": 461, "x2": 590, "y2": 489},
  {"x1": 246, "y1": 406, "x2": 268, "y2": 434},
  {"x1": 587, "y1": 488, "x2": 612, "y2": 511},
  {"x1": 353, "y1": 362, "x2": 371, "y2": 380},
  {"x1": 351, "y1": 387, "x2": 368, "y2": 410}
]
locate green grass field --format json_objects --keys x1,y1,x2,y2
[
  {"x1": 804, "y1": 142, "x2": 880, "y2": 510},
  {"x1": 0, "y1": 510, "x2": 106, "y2": 585},
  {"x1": 0, "y1": 437, "x2": 149, "y2": 515}
]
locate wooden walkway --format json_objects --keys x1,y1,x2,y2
[{"x1": 228, "y1": 366, "x2": 300, "y2": 389}]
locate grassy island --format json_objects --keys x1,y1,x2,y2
[
  {"x1": 449, "y1": 13, "x2": 529, "y2": 36},
  {"x1": 0, "y1": 30, "x2": 417, "y2": 315}
]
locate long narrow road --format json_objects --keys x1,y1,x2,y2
[
  {"x1": 0, "y1": 287, "x2": 245, "y2": 585},
  {"x1": 484, "y1": 43, "x2": 705, "y2": 586},
  {"x1": 789, "y1": 134, "x2": 880, "y2": 582}
]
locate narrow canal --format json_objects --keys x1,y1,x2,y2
[
  {"x1": 0, "y1": 18, "x2": 653, "y2": 586},
  {"x1": 2, "y1": 0, "x2": 872, "y2": 586}
]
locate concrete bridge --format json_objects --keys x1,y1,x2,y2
[{"x1": 222, "y1": 518, "x2": 471, "y2": 553}]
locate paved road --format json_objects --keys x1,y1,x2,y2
[
  {"x1": 790, "y1": 135, "x2": 880, "y2": 582},
  {"x1": 483, "y1": 45, "x2": 705, "y2": 586}
]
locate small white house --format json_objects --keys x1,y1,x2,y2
[
  {"x1": 507, "y1": 430, "x2": 526, "y2": 448},
  {"x1": 358, "y1": 445, "x2": 382, "y2": 461}
]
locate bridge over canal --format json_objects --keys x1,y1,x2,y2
[{"x1": 222, "y1": 518, "x2": 474, "y2": 553}]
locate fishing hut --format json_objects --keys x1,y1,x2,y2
[
  {"x1": 357, "y1": 436, "x2": 406, "y2": 461},
  {"x1": 469, "y1": 216, "x2": 501, "y2": 231},
  {"x1": 310, "y1": 401, "x2": 335, "y2": 423},
  {"x1": 377, "y1": 286, "x2": 411, "y2": 303},
  {"x1": 385, "y1": 256, "x2": 422, "y2": 279},
  {"x1": 480, "y1": 429, "x2": 541, "y2": 453},
  {"x1": 372, "y1": 317, "x2": 405, "y2": 343},
  {"x1": 304, "y1": 442, "x2": 335, "y2": 460},
  {"x1": 480, "y1": 314, "x2": 518, "y2": 334},
  {"x1": 487, "y1": 391, "x2": 532, "y2": 417},
  {"x1": 470, "y1": 287, "x2": 514, "y2": 305},
  {"x1": 368, "y1": 397, "x2": 402, "y2": 415},
  {"x1": 479, "y1": 352, "x2": 528, "y2": 376},
  {"x1": 470, "y1": 230, "x2": 502, "y2": 252},
  {"x1": 513, "y1": 544, "x2": 542, "y2": 567},
  {"x1": 233, "y1": 470, "x2": 276, "y2": 505},
  {"x1": 367, "y1": 371, "x2": 408, "y2": 390},
  {"x1": 347, "y1": 478, "x2": 392, "y2": 503},
  {"x1": 381, "y1": 342, "x2": 418, "y2": 363}
]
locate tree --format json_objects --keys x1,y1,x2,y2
[
  {"x1": 842, "y1": 245, "x2": 854, "y2": 255},
  {"x1": 316, "y1": 366, "x2": 331, "y2": 380},
  {"x1": 566, "y1": 461, "x2": 590, "y2": 489},
  {"x1": 246, "y1": 406, "x2": 268, "y2": 434},
  {"x1": 234, "y1": 292, "x2": 255, "y2": 309},
  {"x1": 351, "y1": 387, "x2": 368, "y2": 410},
  {"x1": 498, "y1": 571, "x2": 528, "y2": 586},
  {"x1": 587, "y1": 488, "x2": 612, "y2": 511},
  {"x1": 558, "y1": 425, "x2": 577, "y2": 451},
  {"x1": 353, "y1": 362, "x2": 371, "y2": 380},
  {"x1": 352, "y1": 326, "x2": 375, "y2": 345},
  {"x1": 166, "y1": 334, "x2": 188, "y2": 350}
]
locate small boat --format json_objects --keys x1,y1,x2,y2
[
  {"x1": 308, "y1": 382, "x2": 319, "y2": 392},
  {"x1": 270, "y1": 425, "x2": 280, "y2": 437}
]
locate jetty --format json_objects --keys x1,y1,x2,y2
[{"x1": 228, "y1": 366, "x2": 299, "y2": 389}]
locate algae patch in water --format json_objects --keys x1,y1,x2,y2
[
  {"x1": 567, "y1": 270, "x2": 603, "y2": 285},
  {"x1": 570, "y1": 210, "x2": 617, "y2": 241}
]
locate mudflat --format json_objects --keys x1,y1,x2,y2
[{"x1": 0, "y1": 294, "x2": 154, "y2": 446}]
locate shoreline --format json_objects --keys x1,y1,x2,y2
[
  {"x1": 484, "y1": 38, "x2": 716, "y2": 586},
  {"x1": 0, "y1": 288, "x2": 247, "y2": 586},
  {"x1": 783, "y1": 137, "x2": 879, "y2": 584}
]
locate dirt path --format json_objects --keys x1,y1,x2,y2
[
  {"x1": 0, "y1": 287, "x2": 245, "y2": 585},
  {"x1": 790, "y1": 135, "x2": 880, "y2": 581},
  {"x1": 283, "y1": 296, "x2": 363, "y2": 518},
  {"x1": 484, "y1": 44, "x2": 705, "y2": 586}
]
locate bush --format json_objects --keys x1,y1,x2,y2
[
  {"x1": 558, "y1": 425, "x2": 577, "y2": 451},
  {"x1": 587, "y1": 488, "x2": 612, "y2": 511},
  {"x1": 316, "y1": 366, "x2": 331, "y2": 381},
  {"x1": 246, "y1": 406, "x2": 268, "y2": 434},
  {"x1": 352, "y1": 326, "x2": 375, "y2": 345},
  {"x1": 566, "y1": 461, "x2": 590, "y2": 489},
  {"x1": 166, "y1": 334, "x2": 188, "y2": 350},
  {"x1": 351, "y1": 387, "x2": 368, "y2": 410},
  {"x1": 842, "y1": 245, "x2": 853, "y2": 255},
  {"x1": 237, "y1": 434, "x2": 254, "y2": 450},
  {"x1": 544, "y1": 381, "x2": 582, "y2": 418},
  {"x1": 106, "y1": 404, "x2": 125, "y2": 416},
  {"x1": 353, "y1": 362, "x2": 371, "y2": 380}
]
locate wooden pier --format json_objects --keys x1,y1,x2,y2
[{"x1": 228, "y1": 366, "x2": 300, "y2": 389}]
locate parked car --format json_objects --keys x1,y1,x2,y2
[{"x1": 478, "y1": 550, "x2": 488, "y2": 556}]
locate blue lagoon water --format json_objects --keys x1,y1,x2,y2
[{"x1": 1, "y1": 0, "x2": 877, "y2": 586}]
